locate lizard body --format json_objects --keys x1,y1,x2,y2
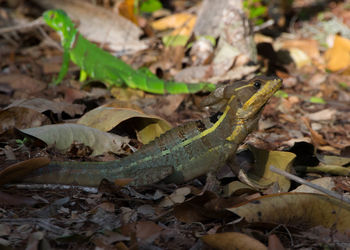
[
  {"x1": 23, "y1": 76, "x2": 282, "y2": 186},
  {"x1": 43, "y1": 9, "x2": 215, "y2": 94}
]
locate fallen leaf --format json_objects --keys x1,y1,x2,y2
[
  {"x1": 244, "y1": 146, "x2": 296, "y2": 191},
  {"x1": 136, "y1": 221, "x2": 163, "y2": 241},
  {"x1": 0, "y1": 157, "x2": 50, "y2": 185},
  {"x1": 307, "y1": 109, "x2": 336, "y2": 121},
  {"x1": 0, "y1": 107, "x2": 50, "y2": 134},
  {"x1": 268, "y1": 234, "x2": 285, "y2": 250},
  {"x1": 301, "y1": 117, "x2": 328, "y2": 146},
  {"x1": 121, "y1": 221, "x2": 163, "y2": 243},
  {"x1": 151, "y1": 13, "x2": 196, "y2": 36},
  {"x1": 34, "y1": 0, "x2": 146, "y2": 52},
  {"x1": 20, "y1": 124, "x2": 129, "y2": 156},
  {"x1": 77, "y1": 107, "x2": 171, "y2": 144},
  {"x1": 98, "y1": 202, "x2": 115, "y2": 213},
  {"x1": 174, "y1": 191, "x2": 235, "y2": 223},
  {"x1": 292, "y1": 177, "x2": 336, "y2": 194},
  {"x1": 280, "y1": 39, "x2": 321, "y2": 61},
  {"x1": 325, "y1": 35, "x2": 350, "y2": 71},
  {"x1": 317, "y1": 154, "x2": 350, "y2": 166},
  {"x1": 306, "y1": 163, "x2": 350, "y2": 176},
  {"x1": 0, "y1": 191, "x2": 39, "y2": 206},
  {"x1": 201, "y1": 232, "x2": 267, "y2": 250},
  {"x1": 159, "y1": 187, "x2": 191, "y2": 207},
  {"x1": 137, "y1": 121, "x2": 171, "y2": 144},
  {"x1": 227, "y1": 193, "x2": 350, "y2": 232},
  {"x1": 118, "y1": 0, "x2": 138, "y2": 24},
  {"x1": 6, "y1": 98, "x2": 84, "y2": 117},
  {"x1": 286, "y1": 47, "x2": 311, "y2": 68},
  {"x1": 223, "y1": 181, "x2": 257, "y2": 197},
  {"x1": 0, "y1": 74, "x2": 46, "y2": 95}
]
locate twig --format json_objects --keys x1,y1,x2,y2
[
  {"x1": 0, "y1": 218, "x2": 70, "y2": 236},
  {"x1": 253, "y1": 19, "x2": 275, "y2": 32},
  {"x1": 0, "y1": 17, "x2": 45, "y2": 35},
  {"x1": 270, "y1": 165, "x2": 350, "y2": 204},
  {"x1": 4, "y1": 183, "x2": 98, "y2": 193}
]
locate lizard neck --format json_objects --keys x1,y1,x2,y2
[{"x1": 58, "y1": 20, "x2": 78, "y2": 50}]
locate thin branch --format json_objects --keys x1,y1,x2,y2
[
  {"x1": 0, "y1": 17, "x2": 45, "y2": 35},
  {"x1": 4, "y1": 183, "x2": 98, "y2": 193},
  {"x1": 270, "y1": 165, "x2": 350, "y2": 204}
]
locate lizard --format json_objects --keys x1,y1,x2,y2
[
  {"x1": 21, "y1": 76, "x2": 282, "y2": 186},
  {"x1": 42, "y1": 9, "x2": 216, "y2": 94}
]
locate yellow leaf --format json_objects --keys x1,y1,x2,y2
[
  {"x1": 227, "y1": 192, "x2": 350, "y2": 232},
  {"x1": 151, "y1": 13, "x2": 196, "y2": 36},
  {"x1": 325, "y1": 35, "x2": 350, "y2": 71},
  {"x1": 118, "y1": 0, "x2": 138, "y2": 24},
  {"x1": 77, "y1": 107, "x2": 172, "y2": 144},
  {"x1": 246, "y1": 146, "x2": 296, "y2": 191}
]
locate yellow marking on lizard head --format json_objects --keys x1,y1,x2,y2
[{"x1": 226, "y1": 76, "x2": 282, "y2": 141}]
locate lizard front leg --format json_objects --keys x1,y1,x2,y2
[{"x1": 51, "y1": 49, "x2": 70, "y2": 85}]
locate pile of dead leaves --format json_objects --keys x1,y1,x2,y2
[{"x1": 1, "y1": 0, "x2": 350, "y2": 249}]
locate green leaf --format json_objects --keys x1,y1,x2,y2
[
  {"x1": 274, "y1": 90, "x2": 289, "y2": 98},
  {"x1": 339, "y1": 82, "x2": 348, "y2": 89},
  {"x1": 162, "y1": 35, "x2": 189, "y2": 47},
  {"x1": 309, "y1": 96, "x2": 326, "y2": 104},
  {"x1": 250, "y1": 6, "x2": 266, "y2": 19},
  {"x1": 140, "y1": 0, "x2": 162, "y2": 13}
]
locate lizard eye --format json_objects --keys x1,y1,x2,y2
[{"x1": 253, "y1": 80, "x2": 261, "y2": 89}]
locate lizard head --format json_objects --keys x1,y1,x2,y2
[
  {"x1": 233, "y1": 76, "x2": 282, "y2": 120},
  {"x1": 43, "y1": 9, "x2": 78, "y2": 48},
  {"x1": 202, "y1": 76, "x2": 282, "y2": 119},
  {"x1": 43, "y1": 10, "x2": 72, "y2": 31}
]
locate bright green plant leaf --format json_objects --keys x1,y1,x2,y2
[
  {"x1": 339, "y1": 82, "x2": 348, "y2": 89},
  {"x1": 140, "y1": 0, "x2": 162, "y2": 13},
  {"x1": 274, "y1": 90, "x2": 289, "y2": 98},
  {"x1": 162, "y1": 35, "x2": 189, "y2": 47},
  {"x1": 309, "y1": 96, "x2": 326, "y2": 104}
]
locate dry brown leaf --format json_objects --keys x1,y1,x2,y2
[
  {"x1": 114, "y1": 178, "x2": 134, "y2": 186},
  {"x1": 307, "y1": 109, "x2": 337, "y2": 121},
  {"x1": 159, "y1": 187, "x2": 191, "y2": 207},
  {"x1": 301, "y1": 116, "x2": 328, "y2": 146},
  {"x1": 0, "y1": 74, "x2": 46, "y2": 95},
  {"x1": 5, "y1": 98, "x2": 85, "y2": 117},
  {"x1": 118, "y1": 0, "x2": 138, "y2": 24},
  {"x1": 0, "y1": 157, "x2": 50, "y2": 185},
  {"x1": 201, "y1": 232, "x2": 267, "y2": 250},
  {"x1": 281, "y1": 39, "x2": 321, "y2": 60},
  {"x1": 136, "y1": 221, "x2": 163, "y2": 240},
  {"x1": 98, "y1": 202, "x2": 115, "y2": 213},
  {"x1": 32, "y1": 0, "x2": 146, "y2": 52},
  {"x1": 227, "y1": 193, "x2": 350, "y2": 232},
  {"x1": 0, "y1": 107, "x2": 50, "y2": 134},
  {"x1": 268, "y1": 234, "x2": 285, "y2": 250},
  {"x1": 293, "y1": 177, "x2": 336, "y2": 194},
  {"x1": 0, "y1": 191, "x2": 39, "y2": 206},
  {"x1": 121, "y1": 221, "x2": 163, "y2": 241},
  {"x1": 20, "y1": 124, "x2": 129, "y2": 156}
]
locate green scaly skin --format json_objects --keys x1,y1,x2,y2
[
  {"x1": 22, "y1": 76, "x2": 282, "y2": 186},
  {"x1": 43, "y1": 9, "x2": 216, "y2": 94}
]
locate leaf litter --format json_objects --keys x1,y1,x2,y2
[{"x1": 1, "y1": 0, "x2": 350, "y2": 249}]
